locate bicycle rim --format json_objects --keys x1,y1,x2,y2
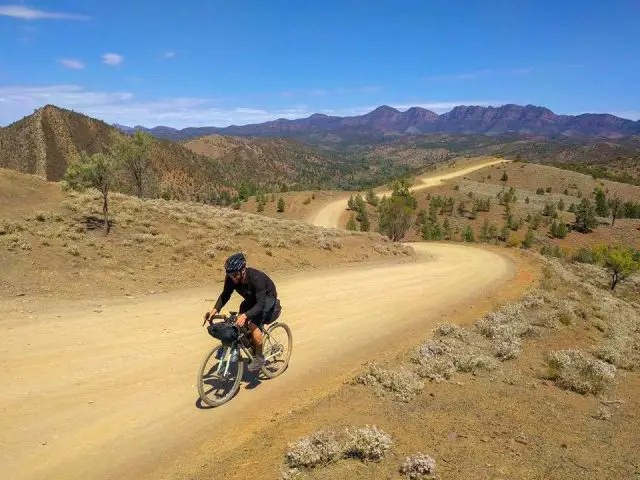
[
  {"x1": 197, "y1": 343, "x2": 244, "y2": 407},
  {"x1": 261, "y1": 323, "x2": 292, "y2": 379}
]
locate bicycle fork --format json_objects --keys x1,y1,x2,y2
[{"x1": 215, "y1": 346, "x2": 237, "y2": 377}]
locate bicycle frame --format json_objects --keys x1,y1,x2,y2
[{"x1": 212, "y1": 322, "x2": 282, "y2": 376}]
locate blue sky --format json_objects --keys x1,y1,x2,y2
[{"x1": 1, "y1": 0, "x2": 639, "y2": 127}]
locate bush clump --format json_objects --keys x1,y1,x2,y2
[
  {"x1": 355, "y1": 362, "x2": 423, "y2": 402},
  {"x1": 400, "y1": 454, "x2": 437, "y2": 479},
  {"x1": 344, "y1": 425, "x2": 393, "y2": 462},
  {"x1": 285, "y1": 429, "x2": 344, "y2": 470},
  {"x1": 546, "y1": 350, "x2": 616, "y2": 395}
]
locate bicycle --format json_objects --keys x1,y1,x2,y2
[{"x1": 197, "y1": 311, "x2": 292, "y2": 407}]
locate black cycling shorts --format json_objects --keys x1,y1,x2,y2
[{"x1": 239, "y1": 296, "x2": 280, "y2": 328}]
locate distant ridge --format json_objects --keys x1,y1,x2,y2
[{"x1": 114, "y1": 103, "x2": 640, "y2": 141}]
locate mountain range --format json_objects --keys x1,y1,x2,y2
[{"x1": 115, "y1": 104, "x2": 640, "y2": 141}]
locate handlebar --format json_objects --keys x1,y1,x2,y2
[{"x1": 202, "y1": 312, "x2": 238, "y2": 327}]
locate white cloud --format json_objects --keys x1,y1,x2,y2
[
  {"x1": 278, "y1": 86, "x2": 382, "y2": 98},
  {"x1": 608, "y1": 111, "x2": 640, "y2": 121},
  {"x1": 163, "y1": 51, "x2": 176, "y2": 59},
  {"x1": 58, "y1": 59, "x2": 85, "y2": 70},
  {"x1": 509, "y1": 67, "x2": 533, "y2": 76},
  {"x1": 102, "y1": 53, "x2": 123, "y2": 66},
  {"x1": 0, "y1": 5, "x2": 90, "y2": 20},
  {"x1": 423, "y1": 70, "x2": 492, "y2": 81}
]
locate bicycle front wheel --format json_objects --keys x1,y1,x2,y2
[
  {"x1": 197, "y1": 343, "x2": 244, "y2": 407},
  {"x1": 261, "y1": 322, "x2": 292, "y2": 379}
]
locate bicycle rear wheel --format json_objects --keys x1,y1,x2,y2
[
  {"x1": 261, "y1": 322, "x2": 292, "y2": 379},
  {"x1": 197, "y1": 343, "x2": 244, "y2": 407}
]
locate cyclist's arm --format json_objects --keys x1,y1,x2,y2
[{"x1": 212, "y1": 275, "x2": 234, "y2": 313}]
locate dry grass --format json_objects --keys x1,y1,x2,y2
[
  {"x1": 399, "y1": 454, "x2": 437, "y2": 479},
  {"x1": 0, "y1": 172, "x2": 414, "y2": 303},
  {"x1": 282, "y1": 425, "x2": 392, "y2": 478},
  {"x1": 546, "y1": 350, "x2": 617, "y2": 395}
]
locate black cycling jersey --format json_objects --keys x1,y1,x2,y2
[{"x1": 214, "y1": 267, "x2": 277, "y2": 319}]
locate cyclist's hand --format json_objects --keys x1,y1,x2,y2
[
  {"x1": 236, "y1": 313, "x2": 247, "y2": 328},
  {"x1": 202, "y1": 311, "x2": 212, "y2": 326}
]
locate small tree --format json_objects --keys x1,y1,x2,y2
[
  {"x1": 499, "y1": 224, "x2": 510, "y2": 242},
  {"x1": 594, "y1": 188, "x2": 609, "y2": 217},
  {"x1": 574, "y1": 198, "x2": 597, "y2": 233},
  {"x1": 109, "y1": 130, "x2": 154, "y2": 198},
  {"x1": 521, "y1": 228, "x2": 535, "y2": 249},
  {"x1": 256, "y1": 200, "x2": 265, "y2": 212},
  {"x1": 480, "y1": 219, "x2": 491, "y2": 242},
  {"x1": 348, "y1": 195, "x2": 356, "y2": 210},
  {"x1": 501, "y1": 171, "x2": 509, "y2": 182},
  {"x1": 604, "y1": 247, "x2": 639, "y2": 290},
  {"x1": 64, "y1": 151, "x2": 116, "y2": 234},
  {"x1": 557, "y1": 199, "x2": 565, "y2": 211},
  {"x1": 346, "y1": 214, "x2": 357, "y2": 231},
  {"x1": 462, "y1": 225, "x2": 475, "y2": 242},
  {"x1": 365, "y1": 189, "x2": 378, "y2": 206},
  {"x1": 422, "y1": 220, "x2": 443, "y2": 241},
  {"x1": 277, "y1": 197, "x2": 285, "y2": 212},
  {"x1": 378, "y1": 196, "x2": 415, "y2": 241},
  {"x1": 550, "y1": 220, "x2": 568, "y2": 239},
  {"x1": 360, "y1": 210, "x2": 371, "y2": 232},
  {"x1": 543, "y1": 202, "x2": 556, "y2": 217},
  {"x1": 443, "y1": 217, "x2": 452, "y2": 240},
  {"x1": 608, "y1": 196, "x2": 622, "y2": 226}
]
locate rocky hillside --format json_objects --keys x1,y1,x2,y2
[
  {"x1": 181, "y1": 134, "x2": 354, "y2": 190},
  {"x1": 0, "y1": 105, "x2": 235, "y2": 202},
  {"x1": 0, "y1": 105, "x2": 412, "y2": 197}
]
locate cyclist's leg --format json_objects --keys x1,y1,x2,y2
[{"x1": 246, "y1": 312, "x2": 266, "y2": 371}]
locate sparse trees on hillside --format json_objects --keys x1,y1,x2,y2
[
  {"x1": 360, "y1": 209, "x2": 371, "y2": 232},
  {"x1": 594, "y1": 187, "x2": 610, "y2": 217},
  {"x1": 608, "y1": 195, "x2": 622, "y2": 226},
  {"x1": 462, "y1": 225, "x2": 475, "y2": 242},
  {"x1": 443, "y1": 217, "x2": 452, "y2": 240},
  {"x1": 109, "y1": 130, "x2": 154, "y2": 198},
  {"x1": 377, "y1": 195, "x2": 415, "y2": 242},
  {"x1": 64, "y1": 151, "x2": 115, "y2": 234},
  {"x1": 604, "y1": 247, "x2": 639, "y2": 290},
  {"x1": 421, "y1": 220, "x2": 444, "y2": 241},
  {"x1": 550, "y1": 220, "x2": 568, "y2": 239},
  {"x1": 574, "y1": 198, "x2": 597, "y2": 233},
  {"x1": 521, "y1": 228, "x2": 535, "y2": 249},
  {"x1": 346, "y1": 214, "x2": 357, "y2": 231},
  {"x1": 365, "y1": 189, "x2": 379, "y2": 206},
  {"x1": 542, "y1": 202, "x2": 557, "y2": 218}
]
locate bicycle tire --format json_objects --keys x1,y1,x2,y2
[
  {"x1": 197, "y1": 343, "x2": 244, "y2": 407},
  {"x1": 261, "y1": 322, "x2": 293, "y2": 379}
]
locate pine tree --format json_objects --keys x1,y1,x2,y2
[{"x1": 346, "y1": 214, "x2": 357, "y2": 231}]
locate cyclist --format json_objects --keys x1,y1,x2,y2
[{"x1": 205, "y1": 252, "x2": 280, "y2": 371}]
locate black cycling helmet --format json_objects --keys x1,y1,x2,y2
[{"x1": 224, "y1": 252, "x2": 247, "y2": 274}]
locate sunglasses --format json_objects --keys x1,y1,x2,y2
[{"x1": 228, "y1": 271, "x2": 243, "y2": 279}]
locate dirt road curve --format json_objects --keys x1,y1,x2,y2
[
  {"x1": 0, "y1": 158, "x2": 515, "y2": 479},
  {"x1": 310, "y1": 158, "x2": 507, "y2": 229},
  {"x1": 0, "y1": 243, "x2": 514, "y2": 480}
]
